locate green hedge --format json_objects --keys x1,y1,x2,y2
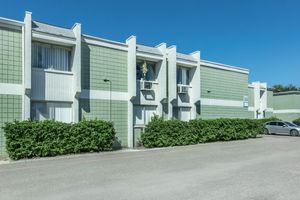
[
  {"x1": 293, "y1": 118, "x2": 300, "y2": 125},
  {"x1": 141, "y1": 117, "x2": 267, "y2": 148},
  {"x1": 3, "y1": 120, "x2": 116, "y2": 160}
]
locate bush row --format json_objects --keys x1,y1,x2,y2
[
  {"x1": 4, "y1": 120, "x2": 116, "y2": 160},
  {"x1": 141, "y1": 116, "x2": 271, "y2": 148},
  {"x1": 293, "y1": 118, "x2": 300, "y2": 125}
]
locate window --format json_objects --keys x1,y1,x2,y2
[
  {"x1": 243, "y1": 96, "x2": 249, "y2": 107},
  {"x1": 269, "y1": 122, "x2": 276, "y2": 126},
  {"x1": 177, "y1": 67, "x2": 189, "y2": 85},
  {"x1": 32, "y1": 42, "x2": 72, "y2": 71},
  {"x1": 285, "y1": 122, "x2": 297, "y2": 127},
  {"x1": 136, "y1": 61, "x2": 156, "y2": 81},
  {"x1": 31, "y1": 102, "x2": 72, "y2": 123},
  {"x1": 277, "y1": 122, "x2": 285, "y2": 127}
]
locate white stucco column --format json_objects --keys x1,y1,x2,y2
[
  {"x1": 23, "y1": 11, "x2": 32, "y2": 120},
  {"x1": 72, "y1": 23, "x2": 81, "y2": 122},
  {"x1": 190, "y1": 51, "x2": 201, "y2": 119},
  {"x1": 166, "y1": 46, "x2": 177, "y2": 119},
  {"x1": 156, "y1": 43, "x2": 167, "y2": 117},
  {"x1": 126, "y1": 36, "x2": 136, "y2": 148}
]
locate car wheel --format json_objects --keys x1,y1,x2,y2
[
  {"x1": 264, "y1": 128, "x2": 269, "y2": 135},
  {"x1": 290, "y1": 130, "x2": 299, "y2": 136}
]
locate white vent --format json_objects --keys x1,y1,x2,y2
[
  {"x1": 177, "y1": 85, "x2": 189, "y2": 94},
  {"x1": 140, "y1": 81, "x2": 153, "y2": 91}
]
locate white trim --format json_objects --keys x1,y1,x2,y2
[
  {"x1": 273, "y1": 109, "x2": 300, "y2": 114},
  {"x1": 32, "y1": 32, "x2": 76, "y2": 46},
  {"x1": 80, "y1": 89, "x2": 128, "y2": 101},
  {"x1": 22, "y1": 25, "x2": 25, "y2": 120},
  {"x1": 201, "y1": 98, "x2": 244, "y2": 107},
  {"x1": 177, "y1": 59, "x2": 197, "y2": 68},
  {"x1": 0, "y1": 17, "x2": 24, "y2": 30},
  {"x1": 32, "y1": 67, "x2": 74, "y2": 75},
  {"x1": 266, "y1": 108, "x2": 274, "y2": 112},
  {"x1": 201, "y1": 60, "x2": 249, "y2": 74},
  {"x1": 136, "y1": 52, "x2": 163, "y2": 61},
  {"x1": 82, "y1": 36, "x2": 128, "y2": 51},
  {"x1": 0, "y1": 83, "x2": 23, "y2": 95}
]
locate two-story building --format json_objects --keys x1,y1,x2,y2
[{"x1": 2, "y1": 11, "x2": 297, "y2": 156}]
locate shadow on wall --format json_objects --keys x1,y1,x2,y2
[{"x1": 79, "y1": 43, "x2": 123, "y2": 149}]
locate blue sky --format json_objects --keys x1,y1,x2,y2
[{"x1": 1, "y1": 0, "x2": 299, "y2": 86}]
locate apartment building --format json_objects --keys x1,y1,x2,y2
[{"x1": 1, "y1": 11, "x2": 298, "y2": 155}]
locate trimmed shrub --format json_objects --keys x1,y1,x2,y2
[
  {"x1": 141, "y1": 116, "x2": 265, "y2": 148},
  {"x1": 3, "y1": 119, "x2": 116, "y2": 160},
  {"x1": 293, "y1": 118, "x2": 300, "y2": 126}
]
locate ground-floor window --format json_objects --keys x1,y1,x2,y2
[
  {"x1": 133, "y1": 106, "x2": 157, "y2": 126},
  {"x1": 31, "y1": 101, "x2": 72, "y2": 123}
]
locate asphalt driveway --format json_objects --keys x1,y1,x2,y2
[{"x1": 1, "y1": 135, "x2": 300, "y2": 200}]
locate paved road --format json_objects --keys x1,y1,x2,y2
[{"x1": 1, "y1": 135, "x2": 300, "y2": 200}]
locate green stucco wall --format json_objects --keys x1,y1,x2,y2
[
  {"x1": 0, "y1": 95, "x2": 22, "y2": 156},
  {"x1": 200, "y1": 66, "x2": 250, "y2": 119},
  {"x1": 248, "y1": 87, "x2": 254, "y2": 107},
  {"x1": 273, "y1": 94, "x2": 300, "y2": 110},
  {"x1": 81, "y1": 42, "x2": 128, "y2": 92},
  {"x1": 79, "y1": 99, "x2": 128, "y2": 147},
  {"x1": 273, "y1": 94, "x2": 300, "y2": 121},
  {"x1": 267, "y1": 90, "x2": 274, "y2": 108},
  {"x1": 200, "y1": 66, "x2": 248, "y2": 101},
  {"x1": 274, "y1": 113, "x2": 300, "y2": 122},
  {"x1": 0, "y1": 26, "x2": 22, "y2": 84},
  {"x1": 199, "y1": 105, "x2": 252, "y2": 119}
]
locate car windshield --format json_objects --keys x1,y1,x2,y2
[{"x1": 284, "y1": 122, "x2": 298, "y2": 127}]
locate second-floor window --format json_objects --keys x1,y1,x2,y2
[
  {"x1": 177, "y1": 67, "x2": 189, "y2": 85},
  {"x1": 32, "y1": 42, "x2": 71, "y2": 71},
  {"x1": 136, "y1": 61, "x2": 156, "y2": 81}
]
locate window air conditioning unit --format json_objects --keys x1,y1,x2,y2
[
  {"x1": 177, "y1": 85, "x2": 189, "y2": 94},
  {"x1": 140, "y1": 81, "x2": 153, "y2": 91}
]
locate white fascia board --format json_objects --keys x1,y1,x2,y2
[
  {"x1": 0, "y1": 83, "x2": 23, "y2": 95},
  {"x1": 273, "y1": 109, "x2": 300, "y2": 114},
  {"x1": 0, "y1": 17, "x2": 24, "y2": 30},
  {"x1": 176, "y1": 59, "x2": 197, "y2": 68},
  {"x1": 82, "y1": 35, "x2": 128, "y2": 51},
  {"x1": 80, "y1": 89, "x2": 128, "y2": 101},
  {"x1": 201, "y1": 60, "x2": 249, "y2": 74},
  {"x1": 201, "y1": 98, "x2": 244, "y2": 107},
  {"x1": 32, "y1": 31, "x2": 76, "y2": 46},
  {"x1": 136, "y1": 52, "x2": 163, "y2": 62}
]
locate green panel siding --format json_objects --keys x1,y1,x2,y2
[
  {"x1": 248, "y1": 87, "x2": 254, "y2": 107},
  {"x1": 198, "y1": 105, "x2": 252, "y2": 119},
  {"x1": 248, "y1": 111, "x2": 254, "y2": 119},
  {"x1": 80, "y1": 99, "x2": 128, "y2": 147},
  {"x1": 201, "y1": 66, "x2": 248, "y2": 101},
  {"x1": 267, "y1": 91, "x2": 274, "y2": 108},
  {"x1": 274, "y1": 113, "x2": 300, "y2": 122},
  {"x1": 0, "y1": 27, "x2": 22, "y2": 84},
  {"x1": 273, "y1": 94, "x2": 300, "y2": 110},
  {"x1": 265, "y1": 111, "x2": 274, "y2": 118},
  {"x1": 81, "y1": 43, "x2": 128, "y2": 92},
  {"x1": 0, "y1": 95, "x2": 22, "y2": 156}
]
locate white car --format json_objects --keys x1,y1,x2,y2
[{"x1": 265, "y1": 121, "x2": 300, "y2": 136}]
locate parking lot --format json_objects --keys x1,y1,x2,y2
[{"x1": 1, "y1": 135, "x2": 300, "y2": 200}]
